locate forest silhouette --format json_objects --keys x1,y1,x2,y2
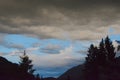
[{"x1": 1, "y1": 36, "x2": 120, "y2": 80}]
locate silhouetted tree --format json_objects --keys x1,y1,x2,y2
[
  {"x1": 105, "y1": 36, "x2": 116, "y2": 61},
  {"x1": 19, "y1": 50, "x2": 35, "y2": 74},
  {"x1": 86, "y1": 44, "x2": 98, "y2": 64},
  {"x1": 86, "y1": 36, "x2": 116, "y2": 65},
  {"x1": 84, "y1": 36, "x2": 116, "y2": 80},
  {"x1": 85, "y1": 44, "x2": 99, "y2": 80},
  {"x1": 98, "y1": 38, "x2": 107, "y2": 65}
]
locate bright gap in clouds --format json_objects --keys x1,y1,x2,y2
[
  {"x1": 110, "y1": 34, "x2": 120, "y2": 41},
  {"x1": 1, "y1": 34, "x2": 89, "y2": 77}
]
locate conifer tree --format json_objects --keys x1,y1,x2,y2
[
  {"x1": 85, "y1": 44, "x2": 99, "y2": 80},
  {"x1": 105, "y1": 36, "x2": 116, "y2": 61},
  {"x1": 86, "y1": 36, "x2": 116, "y2": 64},
  {"x1": 98, "y1": 38, "x2": 107, "y2": 65},
  {"x1": 19, "y1": 50, "x2": 35, "y2": 74},
  {"x1": 84, "y1": 36, "x2": 116, "y2": 80},
  {"x1": 86, "y1": 44, "x2": 98, "y2": 64}
]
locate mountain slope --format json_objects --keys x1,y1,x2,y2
[
  {"x1": 57, "y1": 64, "x2": 85, "y2": 80},
  {"x1": 0, "y1": 56, "x2": 35, "y2": 80}
]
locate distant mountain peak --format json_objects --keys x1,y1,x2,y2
[
  {"x1": 112, "y1": 40, "x2": 120, "y2": 57},
  {"x1": 112, "y1": 40, "x2": 120, "y2": 52},
  {"x1": 113, "y1": 40, "x2": 120, "y2": 47},
  {"x1": 115, "y1": 40, "x2": 120, "y2": 44}
]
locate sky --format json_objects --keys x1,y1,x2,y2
[{"x1": 0, "y1": 0, "x2": 120, "y2": 78}]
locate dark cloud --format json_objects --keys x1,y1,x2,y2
[{"x1": 0, "y1": 0, "x2": 120, "y2": 40}]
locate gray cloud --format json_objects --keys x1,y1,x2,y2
[
  {"x1": 0, "y1": 34, "x2": 6, "y2": 44},
  {"x1": 0, "y1": 34, "x2": 25, "y2": 50},
  {"x1": 4, "y1": 43, "x2": 25, "y2": 50},
  {"x1": 0, "y1": 0, "x2": 120, "y2": 40},
  {"x1": 1, "y1": 42, "x2": 25, "y2": 50},
  {"x1": 40, "y1": 44, "x2": 63, "y2": 54}
]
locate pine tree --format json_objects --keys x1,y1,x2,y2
[
  {"x1": 98, "y1": 38, "x2": 107, "y2": 65},
  {"x1": 86, "y1": 36, "x2": 116, "y2": 64},
  {"x1": 84, "y1": 36, "x2": 116, "y2": 80},
  {"x1": 105, "y1": 36, "x2": 116, "y2": 61},
  {"x1": 19, "y1": 50, "x2": 35, "y2": 74},
  {"x1": 85, "y1": 44, "x2": 99, "y2": 80},
  {"x1": 86, "y1": 44, "x2": 98, "y2": 64}
]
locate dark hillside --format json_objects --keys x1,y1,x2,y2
[
  {"x1": 57, "y1": 64, "x2": 84, "y2": 80},
  {"x1": 0, "y1": 56, "x2": 36, "y2": 80}
]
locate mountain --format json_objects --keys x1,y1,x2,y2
[
  {"x1": 115, "y1": 40, "x2": 120, "y2": 44},
  {"x1": 0, "y1": 56, "x2": 57, "y2": 80},
  {"x1": 0, "y1": 56, "x2": 36, "y2": 80},
  {"x1": 57, "y1": 64, "x2": 85, "y2": 80},
  {"x1": 0, "y1": 56, "x2": 19, "y2": 74},
  {"x1": 113, "y1": 40, "x2": 120, "y2": 56},
  {"x1": 112, "y1": 40, "x2": 120, "y2": 50}
]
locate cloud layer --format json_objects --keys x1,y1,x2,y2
[{"x1": 0, "y1": 0, "x2": 120, "y2": 40}]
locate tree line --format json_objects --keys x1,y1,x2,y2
[{"x1": 84, "y1": 36, "x2": 120, "y2": 80}]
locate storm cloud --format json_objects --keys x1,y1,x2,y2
[{"x1": 0, "y1": 0, "x2": 120, "y2": 40}]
